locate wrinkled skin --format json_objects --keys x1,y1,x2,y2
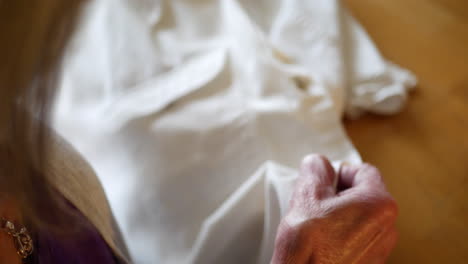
[{"x1": 271, "y1": 155, "x2": 398, "y2": 264}]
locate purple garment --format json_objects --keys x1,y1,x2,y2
[{"x1": 30, "y1": 202, "x2": 119, "y2": 264}]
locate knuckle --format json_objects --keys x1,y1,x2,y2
[
  {"x1": 301, "y1": 154, "x2": 327, "y2": 166},
  {"x1": 361, "y1": 163, "x2": 382, "y2": 179},
  {"x1": 373, "y1": 197, "x2": 399, "y2": 222},
  {"x1": 353, "y1": 191, "x2": 398, "y2": 222},
  {"x1": 383, "y1": 198, "x2": 399, "y2": 219}
]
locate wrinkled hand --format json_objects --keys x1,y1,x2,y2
[{"x1": 271, "y1": 155, "x2": 398, "y2": 264}]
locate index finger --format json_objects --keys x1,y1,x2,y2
[{"x1": 337, "y1": 163, "x2": 387, "y2": 194}]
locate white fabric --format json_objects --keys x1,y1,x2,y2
[{"x1": 54, "y1": 0, "x2": 416, "y2": 263}]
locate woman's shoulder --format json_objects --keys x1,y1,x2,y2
[{"x1": 45, "y1": 131, "x2": 131, "y2": 263}]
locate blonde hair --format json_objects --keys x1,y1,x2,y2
[{"x1": 0, "y1": 0, "x2": 86, "y2": 232}]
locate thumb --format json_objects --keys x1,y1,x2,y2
[{"x1": 294, "y1": 154, "x2": 337, "y2": 201}]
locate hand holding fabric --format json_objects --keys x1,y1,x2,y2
[{"x1": 271, "y1": 155, "x2": 398, "y2": 264}]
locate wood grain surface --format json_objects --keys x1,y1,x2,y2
[{"x1": 343, "y1": 0, "x2": 468, "y2": 263}]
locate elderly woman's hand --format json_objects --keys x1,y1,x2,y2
[{"x1": 271, "y1": 155, "x2": 398, "y2": 264}]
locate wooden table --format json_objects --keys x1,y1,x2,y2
[{"x1": 344, "y1": 0, "x2": 468, "y2": 263}]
